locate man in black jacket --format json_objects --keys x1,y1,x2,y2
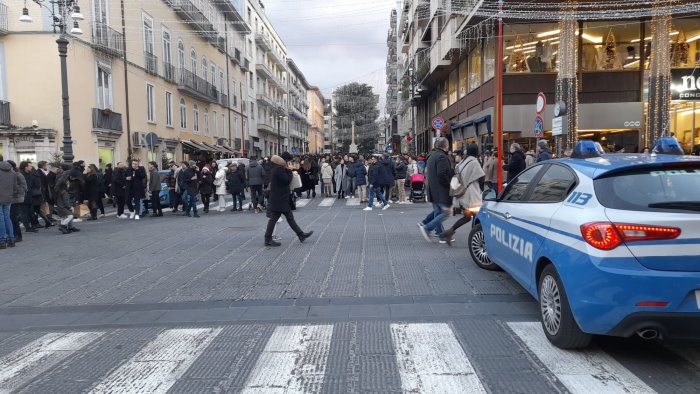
[
  {"x1": 418, "y1": 137, "x2": 454, "y2": 243},
  {"x1": 112, "y1": 162, "x2": 128, "y2": 218},
  {"x1": 125, "y1": 160, "x2": 147, "y2": 220},
  {"x1": 503, "y1": 143, "x2": 526, "y2": 183},
  {"x1": 264, "y1": 152, "x2": 313, "y2": 247},
  {"x1": 181, "y1": 161, "x2": 200, "y2": 218}
]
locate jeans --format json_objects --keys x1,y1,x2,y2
[
  {"x1": 0, "y1": 202, "x2": 13, "y2": 242},
  {"x1": 183, "y1": 190, "x2": 198, "y2": 214},
  {"x1": 264, "y1": 211, "x2": 304, "y2": 241},
  {"x1": 349, "y1": 177, "x2": 356, "y2": 196},
  {"x1": 231, "y1": 192, "x2": 244, "y2": 209},
  {"x1": 368, "y1": 186, "x2": 388, "y2": 208},
  {"x1": 422, "y1": 202, "x2": 452, "y2": 236}
]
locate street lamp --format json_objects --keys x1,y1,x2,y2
[
  {"x1": 277, "y1": 113, "x2": 286, "y2": 155},
  {"x1": 20, "y1": 0, "x2": 84, "y2": 164},
  {"x1": 408, "y1": 66, "x2": 419, "y2": 156}
]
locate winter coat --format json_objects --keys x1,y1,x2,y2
[
  {"x1": 367, "y1": 163, "x2": 380, "y2": 186},
  {"x1": 180, "y1": 167, "x2": 199, "y2": 195},
  {"x1": 248, "y1": 160, "x2": 265, "y2": 186},
  {"x1": 354, "y1": 162, "x2": 368, "y2": 186},
  {"x1": 38, "y1": 169, "x2": 49, "y2": 202},
  {"x1": 46, "y1": 171, "x2": 58, "y2": 203},
  {"x1": 321, "y1": 163, "x2": 333, "y2": 180},
  {"x1": 148, "y1": 169, "x2": 162, "y2": 192},
  {"x1": 165, "y1": 169, "x2": 177, "y2": 189},
  {"x1": 394, "y1": 161, "x2": 407, "y2": 180},
  {"x1": 426, "y1": 149, "x2": 453, "y2": 206},
  {"x1": 483, "y1": 158, "x2": 498, "y2": 184},
  {"x1": 22, "y1": 171, "x2": 43, "y2": 206},
  {"x1": 268, "y1": 155, "x2": 293, "y2": 213},
  {"x1": 299, "y1": 167, "x2": 313, "y2": 191},
  {"x1": 214, "y1": 167, "x2": 228, "y2": 195},
  {"x1": 262, "y1": 161, "x2": 274, "y2": 186},
  {"x1": 103, "y1": 169, "x2": 113, "y2": 195},
  {"x1": 111, "y1": 168, "x2": 126, "y2": 198},
  {"x1": 334, "y1": 164, "x2": 346, "y2": 191},
  {"x1": 199, "y1": 171, "x2": 214, "y2": 195},
  {"x1": 0, "y1": 161, "x2": 16, "y2": 204},
  {"x1": 525, "y1": 153, "x2": 536, "y2": 167},
  {"x1": 537, "y1": 149, "x2": 553, "y2": 163},
  {"x1": 375, "y1": 159, "x2": 396, "y2": 187},
  {"x1": 226, "y1": 170, "x2": 245, "y2": 195},
  {"x1": 54, "y1": 175, "x2": 73, "y2": 217},
  {"x1": 453, "y1": 156, "x2": 485, "y2": 209},
  {"x1": 503, "y1": 151, "x2": 526, "y2": 183},
  {"x1": 125, "y1": 166, "x2": 147, "y2": 199},
  {"x1": 84, "y1": 173, "x2": 101, "y2": 203},
  {"x1": 13, "y1": 171, "x2": 27, "y2": 204}
]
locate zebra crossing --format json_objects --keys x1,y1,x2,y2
[{"x1": 1, "y1": 320, "x2": 699, "y2": 393}]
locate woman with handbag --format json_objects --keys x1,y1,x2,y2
[{"x1": 442, "y1": 144, "x2": 485, "y2": 246}]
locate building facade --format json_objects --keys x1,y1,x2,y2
[
  {"x1": 307, "y1": 87, "x2": 325, "y2": 154},
  {"x1": 286, "y1": 58, "x2": 310, "y2": 155},
  {"x1": 323, "y1": 98, "x2": 337, "y2": 154},
  {"x1": 395, "y1": 0, "x2": 700, "y2": 156},
  {"x1": 385, "y1": 9, "x2": 400, "y2": 152}
]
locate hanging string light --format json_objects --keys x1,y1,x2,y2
[
  {"x1": 647, "y1": 2, "x2": 673, "y2": 145},
  {"x1": 555, "y1": 0, "x2": 579, "y2": 154}
]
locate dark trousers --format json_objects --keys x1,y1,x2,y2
[
  {"x1": 172, "y1": 191, "x2": 182, "y2": 210},
  {"x1": 201, "y1": 193, "x2": 211, "y2": 212},
  {"x1": 96, "y1": 197, "x2": 105, "y2": 215},
  {"x1": 450, "y1": 214, "x2": 472, "y2": 232},
  {"x1": 264, "y1": 211, "x2": 304, "y2": 241},
  {"x1": 20, "y1": 204, "x2": 34, "y2": 229},
  {"x1": 116, "y1": 196, "x2": 125, "y2": 216},
  {"x1": 231, "y1": 192, "x2": 244, "y2": 209},
  {"x1": 151, "y1": 191, "x2": 162, "y2": 214},
  {"x1": 250, "y1": 185, "x2": 263, "y2": 208},
  {"x1": 11, "y1": 203, "x2": 22, "y2": 240},
  {"x1": 33, "y1": 204, "x2": 51, "y2": 225}
]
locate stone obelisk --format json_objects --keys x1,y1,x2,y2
[{"x1": 349, "y1": 120, "x2": 358, "y2": 153}]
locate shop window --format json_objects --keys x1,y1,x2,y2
[
  {"x1": 459, "y1": 59, "x2": 468, "y2": 98},
  {"x1": 670, "y1": 102, "x2": 700, "y2": 153},
  {"x1": 448, "y1": 68, "x2": 458, "y2": 106},
  {"x1": 469, "y1": 44, "x2": 482, "y2": 92},
  {"x1": 503, "y1": 23, "x2": 559, "y2": 73},
  {"x1": 582, "y1": 21, "x2": 641, "y2": 71},
  {"x1": 484, "y1": 35, "x2": 496, "y2": 81},
  {"x1": 663, "y1": 18, "x2": 700, "y2": 69}
]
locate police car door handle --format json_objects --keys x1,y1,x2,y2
[{"x1": 505, "y1": 212, "x2": 512, "y2": 220}]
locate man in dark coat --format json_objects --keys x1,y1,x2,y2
[
  {"x1": 112, "y1": 162, "x2": 128, "y2": 218},
  {"x1": 264, "y1": 153, "x2": 313, "y2": 247},
  {"x1": 125, "y1": 160, "x2": 147, "y2": 219},
  {"x1": 503, "y1": 143, "x2": 526, "y2": 183},
  {"x1": 180, "y1": 161, "x2": 200, "y2": 217},
  {"x1": 377, "y1": 154, "x2": 396, "y2": 201},
  {"x1": 19, "y1": 162, "x2": 41, "y2": 232},
  {"x1": 247, "y1": 158, "x2": 265, "y2": 212},
  {"x1": 418, "y1": 137, "x2": 454, "y2": 243},
  {"x1": 363, "y1": 156, "x2": 390, "y2": 211}
]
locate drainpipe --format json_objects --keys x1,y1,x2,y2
[{"x1": 120, "y1": 0, "x2": 132, "y2": 161}]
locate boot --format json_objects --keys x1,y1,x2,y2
[
  {"x1": 442, "y1": 229, "x2": 455, "y2": 247},
  {"x1": 265, "y1": 239, "x2": 281, "y2": 247},
  {"x1": 298, "y1": 231, "x2": 314, "y2": 243},
  {"x1": 68, "y1": 224, "x2": 80, "y2": 232},
  {"x1": 58, "y1": 225, "x2": 70, "y2": 235}
]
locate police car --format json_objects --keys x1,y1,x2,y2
[{"x1": 468, "y1": 138, "x2": 700, "y2": 349}]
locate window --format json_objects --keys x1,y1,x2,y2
[
  {"x1": 501, "y1": 166, "x2": 544, "y2": 202},
  {"x1": 219, "y1": 70, "x2": 225, "y2": 94},
  {"x1": 221, "y1": 114, "x2": 226, "y2": 137},
  {"x1": 211, "y1": 63, "x2": 217, "y2": 87},
  {"x1": 213, "y1": 110, "x2": 218, "y2": 136},
  {"x1": 504, "y1": 23, "x2": 560, "y2": 73},
  {"x1": 204, "y1": 110, "x2": 210, "y2": 136},
  {"x1": 448, "y1": 68, "x2": 458, "y2": 105},
  {"x1": 177, "y1": 40, "x2": 185, "y2": 69},
  {"x1": 146, "y1": 84, "x2": 155, "y2": 122},
  {"x1": 469, "y1": 44, "x2": 482, "y2": 92},
  {"x1": 190, "y1": 49, "x2": 197, "y2": 74},
  {"x1": 142, "y1": 13, "x2": 154, "y2": 55},
  {"x1": 529, "y1": 165, "x2": 577, "y2": 202},
  {"x1": 162, "y1": 27, "x2": 172, "y2": 65},
  {"x1": 193, "y1": 104, "x2": 200, "y2": 133},
  {"x1": 165, "y1": 92, "x2": 173, "y2": 127},
  {"x1": 484, "y1": 36, "x2": 496, "y2": 81},
  {"x1": 582, "y1": 21, "x2": 641, "y2": 71},
  {"x1": 179, "y1": 98, "x2": 187, "y2": 129},
  {"x1": 202, "y1": 57, "x2": 208, "y2": 82},
  {"x1": 96, "y1": 64, "x2": 113, "y2": 110}
]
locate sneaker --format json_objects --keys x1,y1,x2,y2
[
  {"x1": 129, "y1": 212, "x2": 135, "y2": 219},
  {"x1": 382, "y1": 204, "x2": 390, "y2": 211},
  {"x1": 73, "y1": 218, "x2": 83, "y2": 223},
  {"x1": 345, "y1": 196, "x2": 350, "y2": 199},
  {"x1": 363, "y1": 207, "x2": 373, "y2": 211},
  {"x1": 193, "y1": 213, "x2": 200, "y2": 218},
  {"x1": 118, "y1": 214, "x2": 129, "y2": 219},
  {"x1": 272, "y1": 235, "x2": 282, "y2": 241},
  {"x1": 417, "y1": 223, "x2": 431, "y2": 242},
  {"x1": 277, "y1": 217, "x2": 283, "y2": 223},
  {"x1": 134, "y1": 215, "x2": 140, "y2": 220},
  {"x1": 265, "y1": 240, "x2": 281, "y2": 247}
]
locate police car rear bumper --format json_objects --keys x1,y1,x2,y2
[{"x1": 607, "y1": 312, "x2": 700, "y2": 339}]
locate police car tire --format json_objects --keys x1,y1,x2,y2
[
  {"x1": 538, "y1": 265, "x2": 592, "y2": 349},
  {"x1": 468, "y1": 223, "x2": 502, "y2": 271}
]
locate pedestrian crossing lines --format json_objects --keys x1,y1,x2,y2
[
  {"x1": 318, "y1": 198, "x2": 336, "y2": 207},
  {"x1": 346, "y1": 197, "x2": 361, "y2": 206},
  {"x1": 295, "y1": 198, "x2": 311, "y2": 208},
  {"x1": 1, "y1": 321, "x2": 698, "y2": 393}
]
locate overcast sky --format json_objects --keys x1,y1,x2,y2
[{"x1": 263, "y1": 0, "x2": 398, "y2": 113}]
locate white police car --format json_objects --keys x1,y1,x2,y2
[{"x1": 468, "y1": 138, "x2": 700, "y2": 349}]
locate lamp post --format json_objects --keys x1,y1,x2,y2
[
  {"x1": 277, "y1": 113, "x2": 286, "y2": 155},
  {"x1": 407, "y1": 65, "x2": 419, "y2": 157},
  {"x1": 20, "y1": 0, "x2": 84, "y2": 164}
]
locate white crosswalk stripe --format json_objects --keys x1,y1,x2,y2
[
  {"x1": 0, "y1": 332, "x2": 104, "y2": 393},
  {"x1": 88, "y1": 328, "x2": 221, "y2": 394},
  {"x1": 508, "y1": 322, "x2": 656, "y2": 394},
  {"x1": 241, "y1": 325, "x2": 334, "y2": 393},
  {"x1": 319, "y1": 198, "x2": 336, "y2": 207},
  {"x1": 346, "y1": 198, "x2": 361, "y2": 206},
  {"x1": 391, "y1": 323, "x2": 487, "y2": 394},
  {"x1": 295, "y1": 199, "x2": 311, "y2": 208}
]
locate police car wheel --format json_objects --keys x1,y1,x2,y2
[
  {"x1": 538, "y1": 265, "x2": 592, "y2": 349},
  {"x1": 468, "y1": 223, "x2": 502, "y2": 271}
]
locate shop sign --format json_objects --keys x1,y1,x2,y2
[
  {"x1": 671, "y1": 68, "x2": 700, "y2": 101},
  {"x1": 13, "y1": 136, "x2": 34, "y2": 149},
  {"x1": 552, "y1": 116, "x2": 567, "y2": 136}
]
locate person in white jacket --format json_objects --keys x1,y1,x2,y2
[
  {"x1": 442, "y1": 144, "x2": 485, "y2": 246},
  {"x1": 320, "y1": 160, "x2": 333, "y2": 197},
  {"x1": 214, "y1": 166, "x2": 228, "y2": 212}
]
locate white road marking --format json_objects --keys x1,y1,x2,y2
[
  {"x1": 241, "y1": 325, "x2": 334, "y2": 393},
  {"x1": 295, "y1": 199, "x2": 311, "y2": 208},
  {"x1": 390, "y1": 323, "x2": 486, "y2": 394},
  {"x1": 346, "y1": 198, "x2": 361, "y2": 206},
  {"x1": 508, "y1": 322, "x2": 656, "y2": 394},
  {"x1": 319, "y1": 198, "x2": 336, "y2": 207},
  {"x1": 88, "y1": 328, "x2": 221, "y2": 394},
  {"x1": 0, "y1": 332, "x2": 104, "y2": 393}
]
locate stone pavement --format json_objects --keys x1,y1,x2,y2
[{"x1": 1, "y1": 197, "x2": 699, "y2": 393}]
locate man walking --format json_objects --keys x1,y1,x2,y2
[
  {"x1": 418, "y1": 137, "x2": 453, "y2": 243},
  {"x1": 0, "y1": 155, "x2": 17, "y2": 248},
  {"x1": 181, "y1": 161, "x2": 200, "y2": 218},
  {"x1": 147, "y1": 162, "x2": 163, "y2": 217},
  {"x1": 363, "y1": 156, "x2": 391, "y2": 211},
  {"x1": 125, "y1": 160, "x2": 147, "y2": 220},
  {"x1": 248, "y1": 157, "x2": 265, "y2": 213}
]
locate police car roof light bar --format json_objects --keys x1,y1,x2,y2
[
  {"x1": 652, "y1": 137, "x2": 684, "y2": 155},
  {"x1": 571, "y1": 140, "x2": 605, "y2": 159}
]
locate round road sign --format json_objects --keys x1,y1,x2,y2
[
  {"x1": 534, "y1": 115, "x2": 545, "y2": 138},
  {"x1": 536, "y1": 92, "x2": 547, "y2": 115},
  {"x1": 432, "y1": 117, "x2": 445, "y2": 131}
]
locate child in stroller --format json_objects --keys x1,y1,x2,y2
[{"x1": 409, "y1": 173, "x2": 425, "y2": 202}]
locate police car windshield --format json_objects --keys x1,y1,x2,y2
[{"x1": 594, "y1": 165, "x2": 700, "y2": 213}]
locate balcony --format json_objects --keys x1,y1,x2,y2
[
  {"x1": 176, "y1": 68, "x2": 219, "y2": 103},
  {"x1": 257, "y1": 122, "x2": 274, "y2": 133},
  {"x1": 255, "y1": 61, "x2": 274, "y2": 81},
  {"x1": 0, "y1": 4, "x2": 9, "y2": 34},
  {"x1": 0, "y1": 101, "x2": 9, "y2": 126},
  {"x1": 429, "y1": 43, "x2": 449, "y2": 74},
  {"x1": 163, "y1": 62, "x2": 176, "y2": 82},
  {"x1": 92, "y1": 108, "x2": 123, "y2": 132},
  {"x1": 145, "y1": 52, "x2": 158, "y2": 75},
  {"x1": 220, "y1": 93, "x2": 229, "y2": 108},
  {"x1": 91, "y1": 22, "x2": 124, "y2": 56},
  {"x1": 232, "y1": 48, "x2": 241, "y2": 65},
  {"x1": 241, "y1": 58, "x2": 251, "y2": 72},
  {"x1": 256, "y1": 93, "x2": 275, "y2": 108},
  {"x1": 255, "y1": 33, "x2": 273, "y2": 52},
  {"x1": 167, "y1": 0, "x2": 216, "y2": 40}
]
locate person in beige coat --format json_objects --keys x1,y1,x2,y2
[
  {"x1": 321, "y1": 159, "x2": 334, "y2": 197},
  {"x1": 442, "y1": 144, "x2": 485, "y2": 246},
  {"x1": 483, "y1": 151, "x2": 499, "y2": 190}
]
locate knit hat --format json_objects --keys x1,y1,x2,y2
[{"x1": 280, "y1": 152, "x2": 294, "y2": 162}]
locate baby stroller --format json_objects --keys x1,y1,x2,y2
[{"x1": 409, "y1": 173, "x2": 425, "y2": 202}]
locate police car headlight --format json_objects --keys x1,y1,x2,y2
[{"x1": 468, "y1": 206, "x2": 481, "y2": 214}]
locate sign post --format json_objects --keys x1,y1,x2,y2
[
  {"x1": 534, "y1": 116, "x2": 544, "y2": 139},
  {"x1": 432, "y1": 117, "x2": 445, "y2": 135},
  {"x1": 535, "y1": 92, "x2": 546, "y2": 147}
]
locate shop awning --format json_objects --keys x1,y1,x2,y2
[
  {"x1": 219, "y1": 145, "x2": 237, "y2": 155},
  {"x1": 182, "y1": 140, "x2": 213, "y2": 152},
  {"x1": 452, "y1": 115, "x2": 492, "y2": 136},
  {"x1": 199, "y1": 141, "x2": 227, "y2": 154}
]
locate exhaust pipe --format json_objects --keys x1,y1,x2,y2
[{"x1": 636, "y1": 329, "x2": 659, "y2": 340}]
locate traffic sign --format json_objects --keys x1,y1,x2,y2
[
  {"x1": 432, "y1": 117, "x2": 445, "y2": 131},
  {"x1": 534, "y1": 115, "x2": 544, "y2": 138},
  {"x1": 536, "y1": 92, "x2": 547, "y2": 115},
  {"x1": 291, "y1": 146, "x2": 298, "y2": 154},
  {"x1": 386, "y1": 145, "x2": 393, "y2": 153}
]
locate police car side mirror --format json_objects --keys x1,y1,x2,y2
[{"x1": 483, "y1": 189, "x2": 498, "y2": 202}]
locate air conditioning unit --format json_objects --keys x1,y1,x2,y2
[{"x1": 132, "y1": 132, "x2": 147, "y2": 147}]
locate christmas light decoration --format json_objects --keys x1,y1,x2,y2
[{"x1": 647, "y1": 4, "x2": 672, "y2": 146}]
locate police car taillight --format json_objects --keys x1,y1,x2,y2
[{"x1": 580, "y1": 222, "x2": 681, "y2": 250}]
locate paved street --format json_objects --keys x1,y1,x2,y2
[{"x1": 1, "y1": 198, "x2": 699, "y2": 393}]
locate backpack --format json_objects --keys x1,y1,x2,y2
[
  {"x1": 449, "y1": 159, "x2": 471, "y2": 197},
  {"x1": 346, "y1": 164, "x2": 356, "y2": 178}
]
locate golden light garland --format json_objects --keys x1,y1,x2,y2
[{"x1": 647, "y1": 4, "x2": 672, "y2": 146}]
